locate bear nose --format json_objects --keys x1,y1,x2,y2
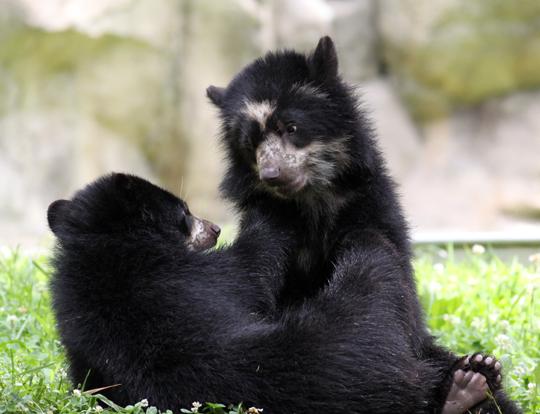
[{"x1": 259, "y1": 166, "x2": 280, "y2": 182}]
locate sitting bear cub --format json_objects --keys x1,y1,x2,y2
[{"x1": 206, "y1": 36, "x2": 520, "y2": 414}]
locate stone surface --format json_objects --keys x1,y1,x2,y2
[
  {"x1": 400, "y1": 90, "x2": 540, "y2": 232},
  {"x1": 252, "y1": 0, "x2": 378, "y2": 81},
  {"x1": 0, "y1": 0, "x2": 539, "y2": 247},
  {"x1": 359, "y1": 79, "x2": 421, "y2": 178},
  {"x1": 259, "y1": 0, "x2": 334, "y2": 50},
  {"x1": 330, "y1": 0, "x2": 378, "y2": 82},
  {"x1": 0, "y1": 0, "x2": 261, "y2": 247},
  {"x1": 0, "y1": 111, "x2": 155, "y2": 246},
  {"x1": 378, "y1": 0, "x2": 540, "y2": 121},
  {"x1": 14, "y1": 0, "x2": 181, "y2": 47}
]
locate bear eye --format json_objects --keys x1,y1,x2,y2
[{"x1": 286, "y1": 124, "x2": 297, "y2": 135}]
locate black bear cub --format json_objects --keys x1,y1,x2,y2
[
  {"x1": 48, "y1": 173, "x2": 291, "y2": 410},
  {"x1": 207, "y1": 36, "x2": 521, "y2": 414},
  {"x1": 48, "y1": 173, "x2": 469, "y2": 413}
]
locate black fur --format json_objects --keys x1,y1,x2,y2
[
  {"x1": 50, "y1": 173, "x2": 443, "y2": 413},
  {"x1": 48, "y1": 37, "x2": 522, "y2": 413},
  {"x1": 208, "y1": 37, "x2": 521, "y2": 413}
]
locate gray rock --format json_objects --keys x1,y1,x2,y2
[
  {"x1": 0, "y1": 111, "x2": 155, "y2": 247},
  {"x1": 0, "y1": 0, "x2": 262, "y2": 248},
  {"x1": 378, "y1": 0, "x2": 540, "y2": 121},
  {"x1": 2, "y1": 0, "x2": 539, "y2": 247},
  {"x1": 330, "y1": 0, "x2": 378, "y2": 82},
  {"x1": 359, "y1": 79, "x2": 421, "y2": 178},
  {"x1": 252, "y1": 0, "x2": 378, "y2": 81},
  {"x1": 400, "y1": 90, "x2": 540, "y2": 232}
]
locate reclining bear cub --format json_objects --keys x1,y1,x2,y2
[{"x1": 49, "y1": 173, "x2": 514, "y2": 414}]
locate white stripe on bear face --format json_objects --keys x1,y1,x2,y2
[
  {"x1": 241, "y1": 99, "x2": 276, "y2": 130},
  {"x1": 255, "y1": 134, "x2": 352, "y2": 193},
  {"x1": 241, "y1": 98, "x2": 352, "y2": 193},
  {"x1": 187, "y1": 217, "x2": 206, "y2": 250},
  {"x1": 304, "y1": 137, "x2": 352, "y2": 186},
  {"x1": 255, "y1": 134, "x2": 309, "y2": 171}
]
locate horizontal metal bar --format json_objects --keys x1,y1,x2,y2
[{"x1": 413, "y1": 231, "x2": 540, "y2": 247}]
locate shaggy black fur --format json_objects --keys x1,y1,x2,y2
[
  {"x1": 49, "y1": 173, "x2": 443, "y2": 413},
  {"x1": 206, "y1": 37, "x2": 521, "y2": 413},
  {"x1": 48, "y1": 37, "x2": 521, "y2": 413}
]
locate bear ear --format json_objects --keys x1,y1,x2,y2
[
  {"x1": 206, "y1": 85, "x2": 226, "y2": 107},
  {"x1": 308, "y1": 36, "x2": 338, "y2": 83},
  {"x1": 47, "y1": 199, "x2": 71, "y2": 235}
]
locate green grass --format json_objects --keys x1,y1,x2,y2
[{"x1": 0, "y1": 247, "x2": 538, "y2": 413}]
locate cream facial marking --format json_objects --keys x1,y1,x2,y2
[
  {"x1": 241, "y1": 100, "x2": 276, "y2": 129},
  {"x1": 304, "y1": 137, "x2": 351, "y2": 186},
  {"x1": 256, "y1": 134, "x2": 308, "y2": 172},
  {"x1": 187, "y1": 217, "x2": 206, "y2": 249},
  {"x1": 255, "y1": 134, "x2": 352, "y2": 193},
  {"x1": 255, "y1": 134, "x2": 309, "y2": 195}
]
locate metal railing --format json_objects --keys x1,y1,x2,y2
[
  {"x1": 413, "y1": 231, "x2": 540, "y2": 261},
  {"x1": 413, "y1": 231, "x2": 540, "y2": 247}
]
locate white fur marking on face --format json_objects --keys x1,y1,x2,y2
[
  {"x1": 305, "y1": 137, "x2": 351, "y2": 186},
  {"x1": 187, "y1": 217, "x2": 205, "y2": 249},
  {"x1": 255, "y1": 135, "x2": 351, "y2": 185},
  {"x1": 256, "y1": 134, "x2": 308, "y2": 171},
  {"x1": 242, "y1": 100, "x2": 276, "y2": 129}
]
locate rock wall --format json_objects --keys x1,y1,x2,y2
[
  {"x1": 1, "y1": 0, "x2": 539, "y2": 247},
  {"x1": 378, "y1": 0, "x2": 540, "y2": 121}
]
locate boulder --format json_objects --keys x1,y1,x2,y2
[
  {"x1": 378, "y1": 0, "x2": 540, "y2": 121},
  {"x1": 254, "y1": 0, "x2": 378, "y2": 81},
  {"x1": 400, "y1": 90, "x2": 540, "y2": 232},
  {"x1": 359, "y1": 79, "x2": 421, "y2": 178},
  {"x1": 330, "y1": 0, "x2": 378, "y2": 82}
]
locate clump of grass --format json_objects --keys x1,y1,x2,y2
[
  {"x1": 0, "y1": 247, "x2": 538, "y2": 413},
  {"x1": 415, "y1": 246, "x2": 540, "y2": 413}
]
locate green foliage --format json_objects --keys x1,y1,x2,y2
[
  {"x1": 0, "y1": 247, "x2": 538, "y2": 413},
  {"x1": 415, "y1": 246, "x2": 540, "y2": 412}
]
